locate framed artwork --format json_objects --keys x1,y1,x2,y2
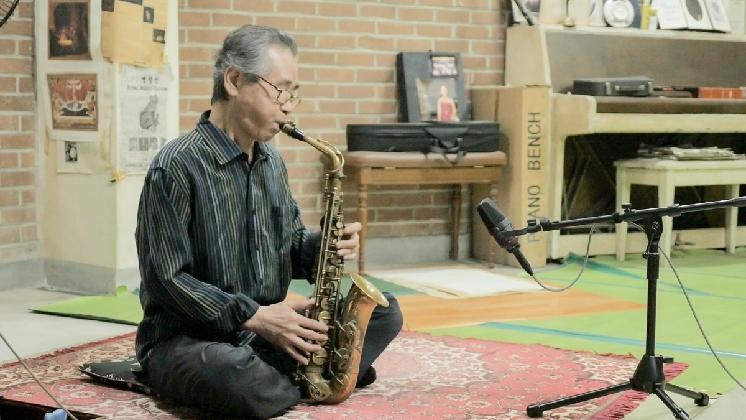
[
  {"x1": 705, "y1": 0, "x2": 731, "y2": 32},
  {"x1": 512, "y1": 0, "x2": 541, "y2": 24},
  {"x1": 652, "y1": 0, "x2": 688, "y2": 29},
  {"x1": 682, "y1": 0, "x2": 713, "y2": 30},
  {"x1": 48, "y1": 0, "x2": 90, "y2": 60},
  {"x1": 46, "y1": 73, "x2": 97, "y2": 131},
  {"x1": 396, "y1": 52, "x2": 466, "y2": 123}
]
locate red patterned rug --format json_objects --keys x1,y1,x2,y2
[{"x1": 0, "y1": 332, "x2": 686, "y2": 419}]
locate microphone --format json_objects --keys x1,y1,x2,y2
[{"x1": 477, "y1": 198, "x2": 534, "y2": 276}]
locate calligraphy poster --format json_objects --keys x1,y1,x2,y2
[
  {"x1": 47, "y1": 73, "x2": 98, "y2": 131},
  {"x1": 101, "y1": 0, "x2": 168, "y2": 68},
  {"x1": 48, "y1": 0, "x2": 91, "y2": 60},
  {"x1": 118, "y1": 64, "x2": 170, "y2": 173}
]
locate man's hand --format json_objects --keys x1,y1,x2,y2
[
  {"x1": 336, "y1": 221, "x2": 361, "y2": 260},
  {"x1": 242, "y1": 298, "x2": 328, "y2": 365}
]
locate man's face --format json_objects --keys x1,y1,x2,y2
[{"x1": 229, "y1": 45, "x2": 299, "y2": 142}]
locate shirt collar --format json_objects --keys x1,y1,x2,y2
[{"x1": 196, "y1": 110, "x2": 273, "y2": 165}]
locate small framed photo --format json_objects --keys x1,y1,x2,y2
[
  {"x1": 705, "y1": 0, "x2": 731, "y2": 32},
  {"x1": 56, "y1": 140, "x2": 92, "y2": 174},
  {"x1": 682, "y1": 0, "x2": 713, "y2": 30},
  {"x1": 46, "y1": 73, "x2": 98, "y2": 131},
  {"x1": 652, "y1": 0, "x2": 689, "y2": 29},
  {"x1": 48, "y1": 0, "x2": 91, "y2": 60}
]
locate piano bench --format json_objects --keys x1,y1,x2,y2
[{"x1": 614, "y1": 158, "x2": 746, "y2": 261}]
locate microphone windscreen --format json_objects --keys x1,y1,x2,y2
[{"x1": 477, "y1": 198, "x2": 505, "y2": 230}]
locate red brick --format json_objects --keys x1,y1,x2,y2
[
  {"x1": 0, "y1": 190, "x2": 18, "y2": 206},
  {"x1": 254, "y1": 16, "x2": 296, "y2": 31},
  {"x1": 0, "y1": 170, "x2": 34, "y2": 187},
  {"x1": 356, "y1": 69, "x2": 394, "y2": 83},
  {"x1": 0, "y1": 20, "x2": 33, "y2": 36},
  {"x1": 338, "y1": 86, "x2": 376, "y2": 99},
  {"x1": 0, "y1": 115, "x2": 17, "y2": 131},
  {"x1": 17, "y1": 39, "x2": 32, "y2": 55},
  {"x1": 397, "y1": 38, "x2": 434, "y2": 51},
  {"x1": 0, "y1": 39, "x2": 15, "y2": 54},
  {"x1": 317, "y1": 36, "x2": 355, "y2": 50},
  {"x1": 232, "y1": 0, "x2": 274, "y2": 13},
  {"x1": 180, "y1": 46, "x2": 215, "y2": 62},
  {"x1": 187, "y1": 28, "x2": 231, "y2": 44},
  {"x1": 189, "y1": 0, "x2": 231, "y2": 9},
  {"x1": 299, "y1": 51, "x2": 335, "y2": 65},
  {"x1": 20, "y1": 190, "x2": 34, "y2": 205},
  {"x1": 318, "y1": 99, "x2": 356, "y2": 114},
  {"x1": 0, "y1": 133, "x2": 33, "y2": 149},
  {"x1": 212, "y1": 13, "x2": 253, "y2": 28},
  {"x1": 358, "y1": 36, "x2": 395, "y2": 51},
  {"x1": 436, "y1": 9, "x2": 469, "y2": 22},
  {"x1": 379, "y1": 22, "x2": 415, "y2": 36},
  {"x1": 1, "y1": 57, "x2": 32, "y2": 74},
  {"x1": 433, "y1": 39, "x2": 469, "y2": 52},
  {"x1": 313, "y1": 68, "x2": 355, "y2": 83},
  {"x1": 296, "y1": 17, "x2": 336, "y2": 33},
  {"x1": 1, "y1": 207, "x2": 35, "y2": 224},
  {"x1": 20, "y1": 116, "x2": 34, "y2": 131},
  {"x1": 188, "y1": 64, "x2": 214, "y2": 78},
  {"x1": 336, "y1": 52, "x2": 374, "y2": 66},
  {"x1": 19, "y1": 151, "x2": 34, "y2": 167},
  {"x1": 398, "y1": 7, "x2": 434, "y2": 21},
  {"x1": 18, "y1": 77, "x2": 33, "y2": 93},
  {"x1": 0, "y1": 77, "x2": 15, "y2": 92},
  {"x1": 179, "y1": 11, "x2": 211, "y2": 27},
  {"x1": 339, "y1": 21, "x2": 375, "y2": 34},
  {"x1": 358, "y1": 101, "x2": 397, "y2": 114},
  {"x1": 278, "y1": 1, "x2": 317, "y2": 15},
  {"x1": 0, "y1": 153, "x2": 18, "y2": 168},
  {"x1": 318, "y1": 2, "x2": 358, "y2": 17},
  {"x1": 360, "y1": 5, "x2": 396, "y2": 19},
  {"x1": 181, "y1": 80, "x2": 212, "y2": 96},
  {"x1": 0, "y1": 226, "x2": 21, "y2": 244},
  {"x1": 0, "y1": 96, "x2": 33, "y2": 112},
  {"x1": 20, "y1": 225, "x2": 37, "y2": 242}
]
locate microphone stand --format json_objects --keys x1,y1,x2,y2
[{"x1": 505, "y1": 197, "x2": 746, "y2": 419}]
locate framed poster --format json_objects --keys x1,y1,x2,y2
[
  {"x1": 652, "y1": 0, "x2": 689, "y2": 29},
  {"x1": 46, "y1": 73, "x2": 97, "y2": 131},
  {"x1": 48, "y1": 0, "x2": 91, "y2": 60},
  {"x1": 682, "y1": 0, "x2": 713, "y2": 30},
  {"x1": 396, "y1": 52, "x2": 466, "y2": 123},
  {"x1": 705, "y1": 0, "x2": 731, "y2": 32}
]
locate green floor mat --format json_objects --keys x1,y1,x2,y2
[
  {"x1": 427, "y1": 249, "x2": 746, "y2": 394},
  {"x1": 33, "y1": 285, "x2": 143, "y2": 325}
]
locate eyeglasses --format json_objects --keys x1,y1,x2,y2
[{"x1": 253, "y1": 74, "x2": 301, "y2": 108}]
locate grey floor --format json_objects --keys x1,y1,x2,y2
[{"x1": 0, "y1": 287, "x2": 742, "y2": 419}]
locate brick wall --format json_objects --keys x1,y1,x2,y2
[
  {"x1": 0, "y1": 0, "x2": 37, "y2": 264},
  {"x1": 179, "y1": 0, "x2": 508, "y2": 238}
]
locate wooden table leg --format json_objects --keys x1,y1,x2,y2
[
  {"x1": 357, "y1": 184, "x2": 368, "y2": 274},
  {"x1": 450, "y1": 184, "x2": 461, "y2": 260}
]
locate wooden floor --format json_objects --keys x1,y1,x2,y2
[{"x1": 288, "y1": 287, "x2": 643, "y2": 331}]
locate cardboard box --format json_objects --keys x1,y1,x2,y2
[{"x1": 470, "y1": 85, "x2": 551, "y2": 269}]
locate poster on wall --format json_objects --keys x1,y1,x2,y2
[
  {"x1": 101, "y1": 0, "x2": 168, "y2": 68},
  {"x1": 46, "y1": 73, "x2": 98, "y2": 132},
  {"x1": 118, "y1": 64, "x2": 170, "y2": 173},
  {"x1": 48, "y1": 0, "x2": 91, "y2": 60}
]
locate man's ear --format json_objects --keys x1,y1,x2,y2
[{"x1": 223, "y1": 67, "x2": 242, "y2": 98}]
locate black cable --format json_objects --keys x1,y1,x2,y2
[
  {"x1": 527, "y1": 223, "x2": 601, "y2": 292},
  {"x1": 0, "y1": 330, "x2": 80, "y2": 420},
  {"x1": 627, "y1": 220, "x2": 746, "y2": 394}
]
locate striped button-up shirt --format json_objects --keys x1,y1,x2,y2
[{"x1": 135, "y1": 111, "x2": 319, "y2": 361}]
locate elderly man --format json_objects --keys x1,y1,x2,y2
[{"x1": 134, "y1": 25, "x2": 402, "y2": 419}]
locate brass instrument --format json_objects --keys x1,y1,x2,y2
[{"x1": 280, "y1": 121, "x2": 389, "y2": 404}]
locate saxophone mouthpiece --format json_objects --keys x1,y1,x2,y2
[{"x1": 280, "y1": 121, "x2": 305, "y2": 141}]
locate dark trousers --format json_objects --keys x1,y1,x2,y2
[{"x1": 142, "y1": 293, "x2": 402, "y2": 419}]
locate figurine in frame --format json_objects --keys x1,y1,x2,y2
[
  {"x1": 48, "y1": 0, "x2": 91, "y2": 60},
  {"x1": 47, "y1": 74, "x2": 98, "y2": 131}
]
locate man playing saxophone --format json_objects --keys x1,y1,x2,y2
[{"x1": 134, "y1": 24, "x2": 402, "y2": 419}]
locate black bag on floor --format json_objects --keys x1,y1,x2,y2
[{"x1": 346, "y1": 121, "x2": 500, "y2": 164}]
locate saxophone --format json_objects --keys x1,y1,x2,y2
[{"x1": 280, "y1": 122, "x2": 389, "y2": 404}]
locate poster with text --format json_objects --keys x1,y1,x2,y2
[{"x1": 119, "y1": 64, "x2": 170, "y2": 173}]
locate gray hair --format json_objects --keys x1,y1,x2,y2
[{"x1": 211, "y1": 25, "x2": 298, "y2": 103}]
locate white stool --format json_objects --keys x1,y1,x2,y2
[{"x1": 615, "y1": 158, "x2": 746, "y2": 261}]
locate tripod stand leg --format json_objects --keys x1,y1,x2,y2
[
  {"x1": 526, "y1": 382, "x2": 631, "y2": 418},
  {"x1": 654, "y1": 387, "x2": 690, "y2": 420},
  {"x1": 666, "y1": 383, "x2": 710, "y2": 406}
]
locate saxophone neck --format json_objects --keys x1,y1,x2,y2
[{"x1": 281, "y1": 121, "x2": 344, "y2": 174}]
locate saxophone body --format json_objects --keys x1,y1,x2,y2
[{"x1": 280, "y1": 122, "x2": 389, "y2": 404}]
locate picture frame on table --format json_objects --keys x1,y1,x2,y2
[
  {"x1": 652, "y1": 0, "x2": 689, "y2": 29},
  {"x1": 682, "y1": 0, "x2": 713, "y2": 30},
  {"x1": 704, "y1": 0, "x2": 731, "y2": 32},
  {"x1": 396, "y1": 52, "x2": 466, "y2": 123}
]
